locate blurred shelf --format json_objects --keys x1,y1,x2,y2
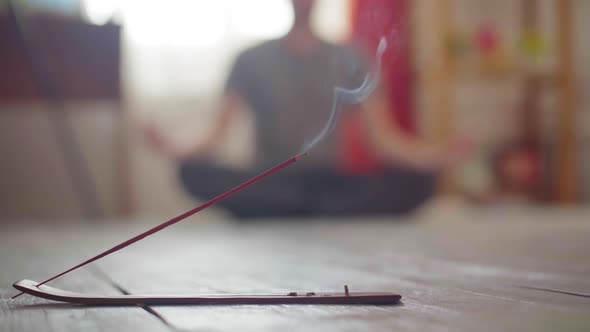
[
  {"x1": 421, "y1": 0, "x2": 578, "y2": 203},
  {"x1": 449, "y1": 62, "x2": 557, "y2": 83}
]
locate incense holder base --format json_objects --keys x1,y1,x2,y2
[{"x1": 14, "y1": 279, "x2": 401, "y2": 306}]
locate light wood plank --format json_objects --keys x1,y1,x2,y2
[
  {"x1": 99, "y1": 209, "x2": 590, "y2": 331},
  {"x1": 2, "y1": 208, "x2": 589, "y2": 331}
]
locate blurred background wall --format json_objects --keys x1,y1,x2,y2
[{"x1": 0, "y1": 0, "x2": 588, "y2": 221}]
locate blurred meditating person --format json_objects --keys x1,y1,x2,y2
[{"x1": 144, "y1": 0, "x2": 466, "y2": 217}]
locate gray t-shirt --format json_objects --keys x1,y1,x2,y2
[{"x1": 226, "y1": 38, "x2": 368, "y2": 169}]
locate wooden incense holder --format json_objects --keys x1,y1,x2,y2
[
  {"x1": 14, "y1": 280, "x2": 401, "y2": 306},
  {"x1": 12, "y1": 155, "x2": 305, "y2": 300}
]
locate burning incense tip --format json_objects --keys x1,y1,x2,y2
[{"x1": 295, "y1": 152, "x2": 309, "y2": 161}]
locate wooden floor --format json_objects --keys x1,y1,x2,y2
[{"x1": 1, "y1": 206, "x2": 589, "y2": 331}]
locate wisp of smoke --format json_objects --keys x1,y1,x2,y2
[{"x1": 299, "y1": 37, "x2": 388, "y2": 154}]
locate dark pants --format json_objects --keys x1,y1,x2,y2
[{"x1": 179, "y1": 161, "x2": 435, "y2": 218}]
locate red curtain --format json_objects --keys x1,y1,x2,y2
[{"x1": 340, "y1": 0, "x2": 414, "y2": 174}]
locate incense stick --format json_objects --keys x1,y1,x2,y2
[{"x1": 12, "y1": 153, "x2": 307, "y2": 299}]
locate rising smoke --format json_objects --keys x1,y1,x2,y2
[{"x1": 299, "y1": 37, "x2": 388, "y2": 154}]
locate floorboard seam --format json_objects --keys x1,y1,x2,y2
[
  {"x1": 88, "y1": 265, "x2": 179, "y2": 331},
  {"x1": 515, "y1": 285, "x2": 590, "y2": 299}
]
